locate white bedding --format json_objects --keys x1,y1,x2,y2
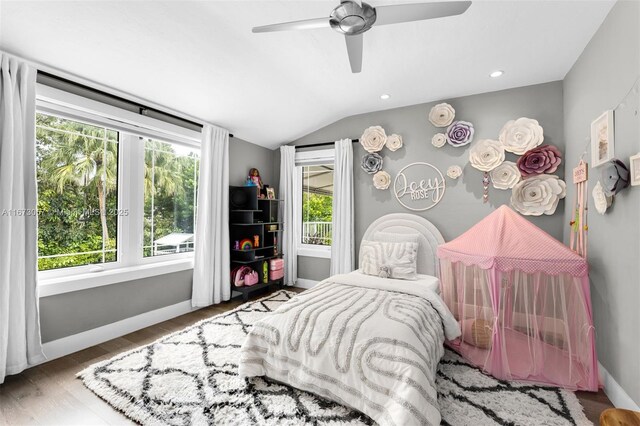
[{"x1": 239, "y1": 270, "x2": 460, "y2": 426}]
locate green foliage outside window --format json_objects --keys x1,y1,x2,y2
[
  {"x1": 302, "y1": 192, "x2": 333, "y2": 245},
  {"x1": 36, "y1": 113, "x2": 199, "y2": 271}
]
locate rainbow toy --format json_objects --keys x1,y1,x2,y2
[{"x1": 239, "y1": 239, "x2": 253, "y2": 251}]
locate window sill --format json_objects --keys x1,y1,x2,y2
[
  {"x1": 38, "y1": 259, "x2": 194, "y2": 297},
  {"x1": 297, "y1": 246, "x2": 332, "y2": 259}
]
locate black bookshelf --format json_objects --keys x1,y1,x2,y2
[{"x1": 229, "y1": 185, "x2": 284, "y2": 301}]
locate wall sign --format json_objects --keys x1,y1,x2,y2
[{"x1": 394, "y1": 162, "x2": 446, "y2": 211}]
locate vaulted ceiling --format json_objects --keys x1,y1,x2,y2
[{"x1": 0, "y1": 0, "x2": 614, "y2": 149}]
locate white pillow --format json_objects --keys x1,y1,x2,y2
[
  {"x1": 374, "y1": 231, "x2": 419, "y2": 244},
  {"x1": 360, "y1": 239, "x2": 418, "y2": 280}
]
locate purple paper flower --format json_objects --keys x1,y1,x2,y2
[
  {"x1": 361, "y1": 153, "x2": 383, "y2": 174},
  {"x1": 446, "y1": 121, "x2": 474, "y2": 147},
  {"x1": 517, "y1": 144, "x2": 562, "y2": 177},
  {"x1": 601, "y1": 159, "x2": 630, "y2": 196}
]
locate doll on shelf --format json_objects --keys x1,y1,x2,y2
[{"x1": 247, "y1": 168, "x2": 264, "y2": 190}]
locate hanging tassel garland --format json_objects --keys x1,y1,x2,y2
[{"x1": 483, "y1": 172, "x2": 490, "y2": 203}]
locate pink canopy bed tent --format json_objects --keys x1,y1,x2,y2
[{"x1": 437, "y1": 205, "x2": 599, "y2": 391}]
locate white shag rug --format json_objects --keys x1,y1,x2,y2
[{"x1": 78, "y1": 290, "x2": 592, "y2": 426}]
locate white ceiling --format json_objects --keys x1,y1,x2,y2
[{"x1": 0, "y1": 0, "x2": 614, "y2": 149}]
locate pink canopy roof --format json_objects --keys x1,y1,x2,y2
[{"x1": 437, "y1": 205, "x2": 587, "y2": 277}]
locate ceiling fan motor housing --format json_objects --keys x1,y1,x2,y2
[{"x1": 330, "y1": 1, "x2": 376, "y2": 35}]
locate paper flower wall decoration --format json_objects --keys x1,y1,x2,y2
[
  {"x1": 592, "y1": 181, "x2": 612, "y2": 215},
  {"x1": 373, "y1": 170, "x2": 391, "y2": 190},
  {"x1": 446, "y1": 165, "x2": 462, "y2": 180},
  {"x1": 428, "y1": 103, "x2": 455, "y2": 127},
  {"x1": 361, "y1": 153, "x2": 383, "y2": 174},
  {"x1": 469, "y1": 139, "x2": 505, "y2": 171},
  {"x1": 360, "y1": 126, "x2": 387, "y2": 153},
  {"x1": 517, "y1": 144, "x2": 562, "y2": 177},
  {"x1": 499, "y1": 117, "x2": 544, "y2": 155},
  {"x1": 510, "y1": 174, "x2": 566, "y2": 216},
  {"x1": 601, "y1": 159, "x2": 630, "y2": 196},
  {"x1": 490, "y1": 161, "x2": 521, "y2": 189},
  {"x1": 446, "y1": 121, "x2": 475, "y2": 147},
  {"x1": 386, "y1": 134, "x2": 403, "y2": 151},
  {"x1": 432, "y1": 133, "x2": 447, "y2": 148}
]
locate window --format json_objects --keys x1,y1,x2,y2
[
  {"x1": 301, "y1": 164, "x2": 334, "y2": 246},
  {"x1": 35, "y1": 84, "x2": 202, "y2": 284},
  {"x1": 295, "y1": 149, "x2": 335, "y2": 258},
  {"x1": 36, "y1": 113, "x2": 120, "y2": 271},
  {"x1": 143, "y1": 139, "x2": 199, "y2": 257}
]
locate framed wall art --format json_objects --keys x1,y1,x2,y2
[{"x1": 591, "y1": 110, "x2": 614, "y2": 167}]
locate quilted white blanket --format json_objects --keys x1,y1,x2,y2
[{"x1": 239, "y1": 271, "x2": 460, "y2": 426}]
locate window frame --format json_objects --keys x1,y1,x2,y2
[
  {"x1": 295, "y1": 149, "x2": 335, "y2": 259},
  {"x1": 36, "y1": 85, "x2": 201, "y2": 292}
]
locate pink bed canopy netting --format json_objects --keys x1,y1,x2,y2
[{"x1": 437, "y1": 205, "x2": 599, "y2": 391}]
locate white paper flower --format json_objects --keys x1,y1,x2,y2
[
  {"x1": 499, "y1": 117, "x2": 544, "y2": 155},
  {"x1": 510, "y1": 174, "x2": 567, "y2": 216},
  {"x1": 360, "y1": 126, "x2": 387, "y2": 153},
  {"x1": 373, "y1": 170, "x2": 391, "y2": 190},
  {"x1": 490, "y1": 161, "x2": 521, "y2": 190},
  {"x1": 432, "y1": 133, "x2": 447, "y2": 148},
  {"x1": 469, "y1": 139, "x2": 505, "y2": 172},
  {"x1": 447, "y1": 165, "x2": 462, "y2": 180},
  {"x1": 592, "y1": 181, "x2": 612, "y2": 215},
  {"x1": 386, "y1": 134, "x2": 403, "y2": 151},
  {"x1": 428, "y1": 103, "x2": 455, "y2": 127}
]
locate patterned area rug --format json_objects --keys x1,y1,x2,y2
[{"x1": 78, "y1": 290, "x2": 591, "y2": 426}]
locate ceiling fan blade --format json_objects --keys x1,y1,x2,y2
[
  {"x1": 345, "y1": 34, "x2": 363, "y2": 73},
  {"x1": 374, "y1": 1, "x2": 472, "y2": 26},
  {"x1": 252, "y1": 17, "x2": 329, "y2": 33}
]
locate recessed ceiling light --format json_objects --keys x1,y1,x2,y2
[
  {"x1": 490, "y1": 70, "x2": 504, "y2": 78},
  {"x1": 380, "y1": 94, "x2": 390, "y2": 100}
]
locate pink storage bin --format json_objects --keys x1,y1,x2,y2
[
  {"x1": 269, "y1": 258, "x2": 284, "y2": 280},
  {"x1": 269, "y1": 268, "x2": 284, "y2": 280},
  {"x1": 269, "y1": 258, "x2": 284, "y2": 270}
]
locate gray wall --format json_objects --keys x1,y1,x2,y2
[
  {"x1": 562, "y1": 0, "x2": 640, "y2": 406},
  {"x1": 40, "y1": 137, "x2": 274, "y2": 342},
  {"x1": 293, "y1": 81, "x2": 565, "y2": 281},
  {"x1": 40, "y1": 270, "x2": 192, "y2": 342},
  {"x1": 298, "y1": 256, "x2": 331, "y2": 282},
  {"x1": 229, "y1": 137, "x2": 277, "y2": 188}
]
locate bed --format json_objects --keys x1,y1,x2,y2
[{"x1": 238, "y1": 213, "x2": 461, "y2": 426}]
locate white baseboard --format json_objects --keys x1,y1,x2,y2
[
  {"x1": 599, "y1": 361, "x2": 640, "y2": 410},
  {"x1": 294, "y1": 279, "x2": 319, "y2": 289},
  {"x1": 41, "y1": 300, "x2": 196, "y2": 363}
]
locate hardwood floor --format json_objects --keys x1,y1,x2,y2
[{"x1": 0, "y1": 286, "x2": 613, "y2": 425}]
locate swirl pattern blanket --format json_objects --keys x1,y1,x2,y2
[{"x1": 239, "y1": 271, "x2": 460, "y2": 426}]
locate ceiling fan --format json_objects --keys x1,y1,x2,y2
[{"x1": 252, "y1": 1, "x2": 472, "y2": 73}]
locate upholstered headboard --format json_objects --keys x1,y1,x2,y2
[{"x1": 360, "y1": 213, "x2": 445, "y2": 277}]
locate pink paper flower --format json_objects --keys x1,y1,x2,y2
[{"x1": 517, "y1": 145, "x2": 562, "y2": 177}]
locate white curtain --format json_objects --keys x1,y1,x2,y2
[
  {"x1": 330, "y1": 139, "x2": 354, "y2": 275},
  {"x1": 279, "y1": 146, "x2": 299, "y2": 286},
  {"x1": 0, "y1": 54, "x2": 45, "y2": 383},
  {"x1": 192, "y1": 124, "x2": 230, "y2": 306}
]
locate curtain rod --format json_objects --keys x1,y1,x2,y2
[
  {"x1": 1, "y1": 50, "x2": 233, "y2": 137},
  {"x1": 37, "y1": 71, "x2": 234, "y2": 138},
  {"x1": 295, "y1": 138, "x2": 360, "y2": 149}
]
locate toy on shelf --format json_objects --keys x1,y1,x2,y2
[
  {"x1": 239, "y1": 239, "x2": 253, "y2": 251},
  {"x1": 247, "y1": 168, "x2": 264, "y2": 190}
]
